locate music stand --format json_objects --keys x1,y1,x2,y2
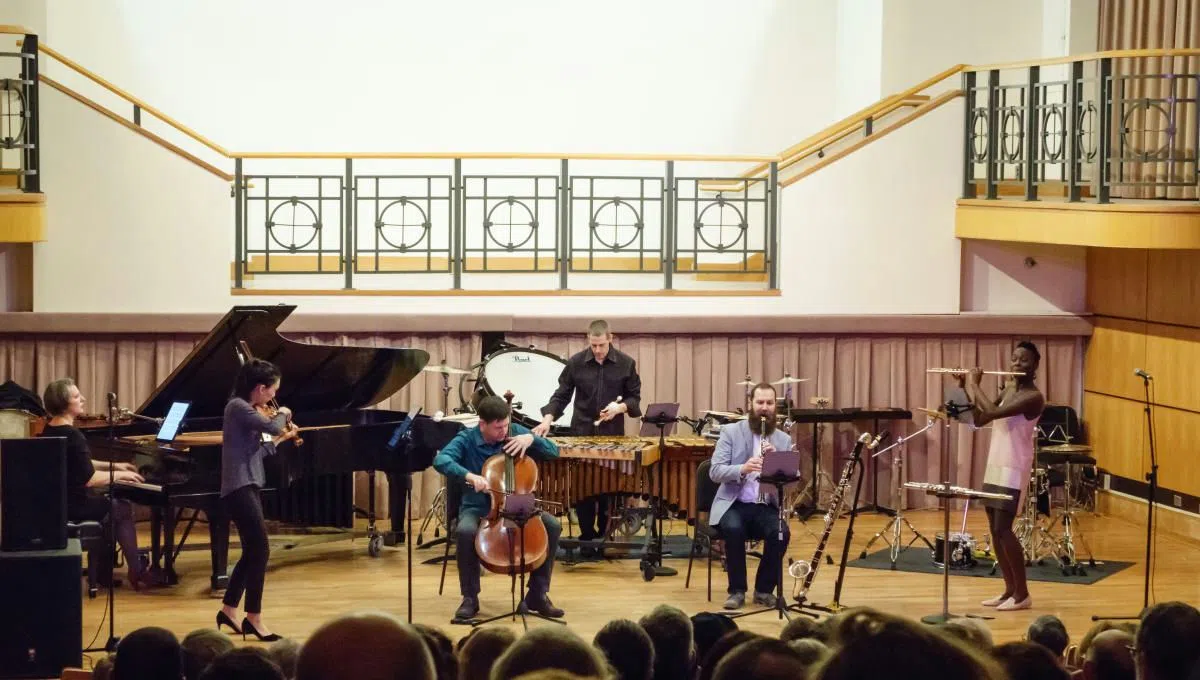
[
  {"x1": 466, "y1": 494, "x2": 566, "y2": 631},
  {"x1": 639, "y1": 404, "x2": 680, "y2": 580},
  {"x1": 385, "y1": 410, "x2": 420, "y2": 623}
]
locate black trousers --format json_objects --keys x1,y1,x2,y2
[
  {"x1": 221, "y1": 485, "x2": 270, "y2": 613},
  {"x1": 456, "y1": 509, "x2": 561, "y2": 598},
  {"x1": 574, "y1": 495, "x2": 610, "y2": 540},
  {"x1": 717, "y1": 501, "x2": 790, "y2": 594}
]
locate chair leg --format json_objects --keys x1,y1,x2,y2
[
  {"x1": 685, "y1": 534, "x2": 697, "y2": 588},
  {"x1": 706, "y1": 540, "x2": 713, "y2": 602}
]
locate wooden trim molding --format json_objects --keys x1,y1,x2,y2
[
  {"x1": 0, "y1": 312, "x2": 1094, "y2": 336},
  {"x1": 956, "y1": 199, "x2": 1200, "y2": 248},
  {"x1": 0, "y1": 193, "x2": 45, "y2": 242}
]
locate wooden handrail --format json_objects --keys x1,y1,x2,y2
[
  {"x1": 0, "y1": 25, "x2": 34, "y2": 35},
  {"x1": 37, "y1": 43, "x2": 230, "y2": 157},
  {"x1": 41, "y1": 75, "x2": 234, "y2": 181},
  {"x1": 229, "y1": 151, "x2": 779, "y2": 162},
  {"x1": 779, "y1": 89, "x2": 962, "y2": 188},
  {"x1": 964, "y1": 47, "x2": 1200, "y2": 72}
]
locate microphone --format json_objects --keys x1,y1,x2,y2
[
  {"x1": 1134, "y1": 368, "x2": 1153, "y2": 380},
  {"x1": 106, "y1": 392, "x2": 117, "y2": 424}
]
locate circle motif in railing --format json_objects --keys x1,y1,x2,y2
[
  {"x1": 1041, "y1": 106, "x2": 1066, "y2": 162},
  {"x1": 970, "y1": 109, "x2": 989, "y2": 161},
  {"x1": 1000, "y1": 106, "x2": 1024, "y2": 162},
  {"x1": 484, "y1": 197, "x2": 538, "y2": 251},
  {"x1": 590, "y1": 199, "x2": 643, "y2": 251},
  {"x1": 376, "y1": 198, "x2": 430, "y2": 252},
  {"x1": 0, "y1": 82, "x2": 27, "y2": 148},
  {"x1": 1121, "y1": 99, "x2": 1172, "y2": 161},
  {"x1": 266, "y1": 198, "x2": 320, "y2": 252},
  {"x1": 1076, "y1": 102, "x2": 1098, "y2": 162},
  {"x1": 694, "y1": 196, "x2": 747, "y2": 252}
]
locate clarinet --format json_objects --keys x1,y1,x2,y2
[{"x1": 793, "y1": 432, "x2": 871, "y2": 601}]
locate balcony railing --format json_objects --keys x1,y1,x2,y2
[
  {"x1": 231, "y1": 154, "x2": 780, "y2": 291},
  {"x1": 962, "y1": 50, "x2": 1200, "y2": 202},
  {"x1": 0, "y1": 28, "x2": 38, "y2": 192}
]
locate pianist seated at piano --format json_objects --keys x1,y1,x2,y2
[
  {"x1": 38, "y1": 378, "x2": 150, "y2": 590},
  {"x1": 433, "y1": 395, "x2": 565, "y2": 622}
]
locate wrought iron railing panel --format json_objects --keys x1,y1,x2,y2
[
  {"x1": 674, "y1": 178, "x2": 769, "y2": 273},
  {"x1": 0, "y1": 33, "x2": 38, "y2": 192},
  {"x1": 461, "y1": 175, "x2": 559, "y2": 273},
  {"x1": 1111, "y1": 73, "x2": 1200, "y2": 188},
  {"x1": 353, "y1": 175, "x2": 453, "y2": 274},
  {"x1": 569, "y1": 176, "x2": 664, "y2": 273},
  {"x1": 242, "y1": 175, "x2": 345, "y2": 275}
]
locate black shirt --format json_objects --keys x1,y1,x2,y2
[
  {"x1": 541, "y1": 347, "x2": 642, "y2": 436},
  {"x1": 39, "y1": 424, "x2": 94, "y2": 517}
]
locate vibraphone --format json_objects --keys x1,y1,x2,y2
[{"x1": 542, "y1": 435, "x2": 715, "y2": 520}]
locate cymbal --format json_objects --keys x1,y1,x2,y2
[
  {"x1": 422, "y1": 364, "x2": 472, "y2": 375},
  {"x1": 771, "y1": 376, "x2": 809, "y2": 385},
  {"x1": 734, "y1": 379, "x2": 757, "y2": 386},
  {"x1": 1038, "y1": 443, "x2": 1092, "y2": 453}
]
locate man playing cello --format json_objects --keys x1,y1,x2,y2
[{"x1": 433, "y1": 395, "x2": 564, "y2": 621}]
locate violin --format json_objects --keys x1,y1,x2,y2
[{"x1": 474, "y1": 391, "x2": 549, "y2": 575}]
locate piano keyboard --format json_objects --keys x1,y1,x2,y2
[{"x1": 114, "y1": 480, "x2": 165, "y2": 493}]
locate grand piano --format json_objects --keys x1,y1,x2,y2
[{"x1": 87, "y1": 305, "x2": 464, "y2": 590}]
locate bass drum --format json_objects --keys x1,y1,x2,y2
[{"x1": 475, "y1": 346, "x2": 575, "y2": 429}]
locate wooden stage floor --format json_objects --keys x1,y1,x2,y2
[{"x1": 80, "y1": 507, "x2": 1196, "y2": 658}]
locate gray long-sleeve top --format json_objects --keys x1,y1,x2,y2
[{"x1": 220, "y1": 397, "x2": 287, "y2": 497}]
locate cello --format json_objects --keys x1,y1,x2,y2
[{"x1": 474, "y1": 391, "x2": 550, "y2": 575}]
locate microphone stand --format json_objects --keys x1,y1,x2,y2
[
  {"x1": 1093, "y1": 373, "x2": 1157, "y2": 621},
  {"x1": 86, "y1": 394, "x2": 121, "y2": 653}
]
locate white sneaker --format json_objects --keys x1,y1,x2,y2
[
  {"x1": 996, "y1": 596, "x2": 1032, "y2": 611},
  {"x1": 980, "y1": 595, "x2": 1009, "y2": 607}
]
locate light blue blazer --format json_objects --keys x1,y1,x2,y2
[{"x1": 707, "y1": 420, "x2": 794, "y2": 526}]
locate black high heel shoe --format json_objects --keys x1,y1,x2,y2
[
  {"x1": 216, "y1": 611, "x2": 242, "y2": 634},
  {"x1": 241, "y1": 617, "x2": 283, "y2": 642}
]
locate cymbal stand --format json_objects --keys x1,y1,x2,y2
[
  {"x1": 1045, "y1": 462, "x2": 1095, "y2": 575},
  {"x1": 860, "y1": 420, "x2": 937, "y2": 566},
  {"x1": 415, "y1": 371, "x2": 456, "y2": 552}
]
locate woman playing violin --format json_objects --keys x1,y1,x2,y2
[
  {"x1": 432, "y1": 395, "x2": 562, "y2": 622},
  {"x1": 216, "y1": 358, "x2": 296, "y2": 642}
]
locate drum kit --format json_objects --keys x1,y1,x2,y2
[{"x1": 1012, "y1": 439, "x2": 1097, "y2": 576}]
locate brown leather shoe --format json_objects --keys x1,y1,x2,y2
[{"x1": 523, "y1": 593, "x2": 565, "y2": 618}]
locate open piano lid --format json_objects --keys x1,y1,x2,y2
[{"x1": 136, "y1": 305, "x2": 430, "y2": 419}]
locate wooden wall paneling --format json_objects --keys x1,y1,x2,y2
[
  {"x1": 1083, "y1": 318, "x2": 1148, "y2": 400},
  {"x1": 1144, "y1": 322, "x2": 1200, "y2": 413},
  {"x1": 1082, "y1": 392, "x2": 1146, "y2": 481},
  {"x1": 1086, "y1": 247, "x2": 1147, "y2": 318},
  {"x1": 1149, "y1": 404, "x2": 1200, "y2": 499},
  {"x1": 1147, "y1": 250, "x2": 1200, "y2": 327}
]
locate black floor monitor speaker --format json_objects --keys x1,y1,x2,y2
[
  {"x1": 0, "y1": 540, "x2": 83, "y2": 678},
  {"x1": 0, "y1": 437, "x2": 68, "y2": 552}
]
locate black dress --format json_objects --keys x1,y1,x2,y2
[{"x1": 39, "y1": 424, "x2": 108, "y2": 522}]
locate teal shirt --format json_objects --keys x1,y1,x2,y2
[{"x1": 432, "y1": 422, "x2": 559, "y2": 515}]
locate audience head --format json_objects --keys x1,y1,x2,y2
[
  {"x1": 779, "y1": 615, "x2": 825, "y2": 643},
  {"x1": 696, "y1": 631, "x2": 762, "y2": 680},
  {"x1": 786, "y1": 638, "x2": 830, "y2": 668},
  {"x1": 458, "y1": 628, "x2": 518, "y2": 680},
  {"x1": 992, "y1": 641, "x2": 1071, "y2": 680},
  {"x1": 1083, "y1": 629, "x2": 1134, "y2": 680},
  {"x1": 1135, "y1": 601, "x2": 1200, "y2": 680},
  {"x1": 114, "y1": 626, "x2": 182, "y2": 680},
  {"x1": 594, "y1": 619, "x2": 654, "y2": 680},
  {"x1": 689, "y1": 613, "x2": 737, "y2": 667},
  {"x1": 181, "y1": 628, "x2": 235, "y2": 680},
  {"x1": 490, "y1": 626, "x2": 607, "y2": 680},
  {"x1": 267, "y1": 638, "x2": 301, "y2": 680},
  {"x1": 413, "y1": 623, "x2": 458, "y2": 680},
  {"x1": 1028, "y1": 614, "x2": 1070, "y2": 658},
  {"x1": 812, "y1": 608, "x2": 1005, "y2": 680},
  {"x1": 711, "y1": 638, "x2": 811, "y2": 680},
  {"x1": 198, "y1": 647, "x2": 285, "y2": 680},
  {"x1": 92, "y1": 655, "x2": 114, "y2": 680},
  {"x1": 296, "y1": 611, "x2": 434, "y2": 680},
  {"x1": 1076, "y1": 621, "x2": 1138, "y2": 667},
  {"x1": 941, "y1": 617, "x2": 994, "y2": 652},
  {"x1": 638, "y1": 605, "x2": 694, "y2": 680}
]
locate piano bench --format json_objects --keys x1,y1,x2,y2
[{"x1": 66, "y1": 521, "x2": 104, "y2": 599}]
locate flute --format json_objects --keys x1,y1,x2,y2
[{"x1": 927, "y1": 368, "x2": 1026, "y2": 376}]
